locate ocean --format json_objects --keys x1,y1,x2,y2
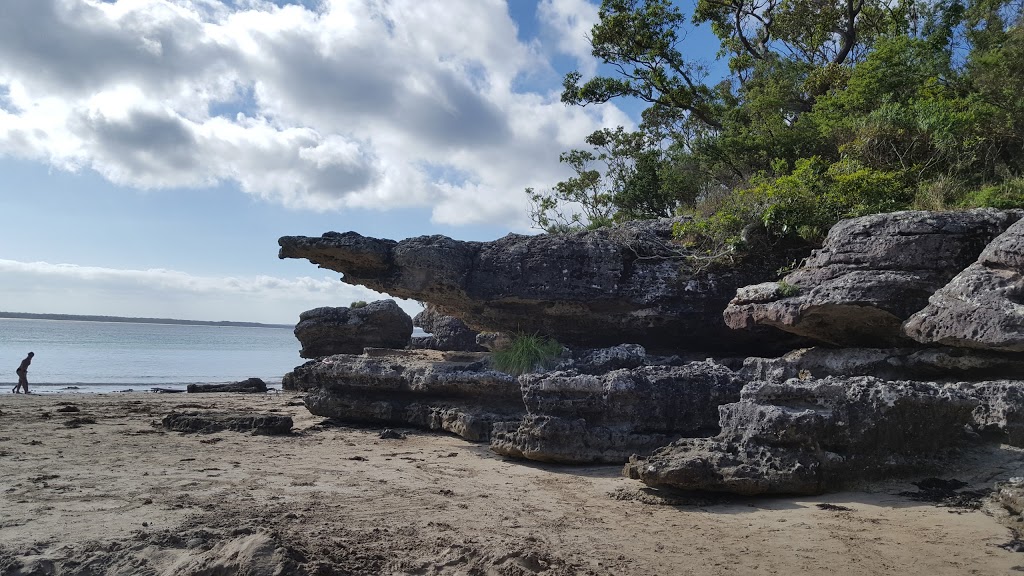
[{"x1": 0, "y1": 318, "x2": 302, "y2": 394}]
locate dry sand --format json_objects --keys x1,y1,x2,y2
[{"x1": 1, "y1": 391, "x2": 1023, "y2": 575}]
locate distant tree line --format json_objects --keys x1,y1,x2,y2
[
  {"x1": 529, "y1": 0, "x2": 1024, "y2": 258},
  {"x1": 0, "y1": 311, "x2": 291, "y2": 329}
]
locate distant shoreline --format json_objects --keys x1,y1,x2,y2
[{"x1": 0, "y1": 311, "x2": 292, "y2": 329}]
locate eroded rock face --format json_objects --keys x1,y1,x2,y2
[
  {"x1": 294, "y1": 300, "x2": 413, "y2": 358},
  {"x1": 162, "y1": 412, "x2": 293, "y2": 435},
  {"x1": 409, "y1": 305, "x2": 485, "y2": 352},
  {"x1": 944, "y1": 381, "x2": 1024, "y2": 447},
  {"x1": 904, "y1": 218, "x2": 1024, "y2": 352},
  {"x1": 490, "y1": 359, "x2": 744, "y2": 464},
  {"x1": 741, "y1": 347, "x2": 1024, "y2": 383},
  {"x1": 284, "y1": 349, "x2": 522, "y2": 441},
  {"x1": 724, "y1": 210, "x2": 1022, "y2": 346},
  {"x1": 280, "y1": 219, "x2": 807, "y2": 354},
  {"x1": 625, "y1": 377, "x2": 978, "y2": 495}
]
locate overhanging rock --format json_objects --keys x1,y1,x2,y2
[{"x1": 280, "y1": 219, "x2": 807, "y2": 354}]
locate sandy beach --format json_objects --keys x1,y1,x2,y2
[{"x1": 2, "y1": 391, "x2": 1022, "y2": 575}]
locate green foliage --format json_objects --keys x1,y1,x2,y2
[
  {"x1": 490, "y1": 333, "x2": 563, "y2": 376},
  {"x1": 349, "y1": 301, "x2": 368, "y2": 309},
  {"x1": 535, "y1": 0, "x2": 1024, "y2": 246},
  {"x1": 777, "y1": 281, "x2": 801, "y2": 297}
]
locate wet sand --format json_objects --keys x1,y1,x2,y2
[{"x1": 1, "y1": 392, "x2": 1022, "y2": 575}]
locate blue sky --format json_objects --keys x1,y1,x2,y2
[{"x1": 0, "y1": 0, "x2": 720, "y2": 324}]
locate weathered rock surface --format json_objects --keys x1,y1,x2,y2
[
  {"x1": 284, "y1": 349, "x2": 522, "y2": 441},
  {"x1": 625, "y1": 377, "x2": 978, "y2": 495},
  {"x1": 724, "y1": 210, "x2": 1022, "y2": 346},
  {"x1": 294, "y1": 300, "x2": 413, "y2": 358},
  {"x1": 741, "y1": 347, "x2": 1024, "y2": 383},
  {"x1": 409, "y1": 305, "x2": 485, "y2": 352},
  {"x1": 904, "y1": 218, "x2": 1024, "y2": 352},
  {"x1": 490, "y1": 359, "x2": 744, "y2": 464},
  {"x1": 944, "y1": 381, "x2": 1024, "y2": 447},
  {"x1": 280, "y1": 219, "x2": 808, "y2": 354},
  {"x1": 162, "y1": 411, "x2": 294, "y2": 435},
  {"x1": 187, "y1": 377, "x2": 268, "y2": 394}
]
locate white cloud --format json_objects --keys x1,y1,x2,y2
[
  {"x1": 0, "y1": 259, "x2": 420, "y2": 323},
  {"x1": 0, "y1": 0, "x2": 622, "y2": 228},
  {"x1": 537, "y1": 0, "x2": 600, "y2": 77}
]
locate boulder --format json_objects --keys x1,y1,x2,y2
[
  {"x1": 625, "y1": 377, "x2": 978, "y2": 495},
  {"x1": 294, "y1": 300, "x2": 413, "y2": 358},
  {"x1": 187, "y1": 377, "x2": 268, "y2": 394},
  {"x1": 280, "y1": 219, "x2": 809, "y2": 354},
  {"x1": 490, "y1": 359, "x2": 744, "y2": 464},
  {"x1": 409, "y1": 305, "x2": 485, "y2": 352},
  {"x1": 723, "y1": 210, "x2": 1022, "y2": 346},
  {"x1": 904, "y1": 218, "x2": 1024, "y2": 352},
  {"x1": 284, "y1": 349, "x2": 522, "y2": 441}
]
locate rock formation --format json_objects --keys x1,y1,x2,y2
[
  {"x1": 724, "y1": 210, "x2": 1022, "y2": 346},
  {"x1": 490, "y1": 357, "x2": 743, "y2": 464},
  {"x1": 294, "y1": 300, "x2": 413, "y2": 358},
  {"x1": 187, "y1": 377, "x2": 268, "y2": 394},
  {"x1": 741, "y1": 347, "x2": 1024, "y2": 383},
  {"x1": 409, "y1": 305, "x2": 485, "y2": 352},
  {"x1": 284, "y1": 349, "x2": 522, "y2": 441},
  {"x1": 280, "y1": 218, "x2": 808, "y2": 354},
  {"x1": 904, "y1": 217, "x2": 1024, "y2": 352},
  {"x1": 162, "y1": 411, "x2": 294, "y2": 435},
  {"x1": 625, "y1": 377, "x2": 978, "y2": 495}
]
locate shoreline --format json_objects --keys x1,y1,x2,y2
[{"x1": 2, "y1": 392, "x2": 1022, "y2": 575}]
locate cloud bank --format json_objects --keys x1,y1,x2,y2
[
  {"x1": 0, "y1": 0, "x2": 624, "y2": 228},
  {"x1": 0, "y1": 259, "x2": 407, "y2": 324}
]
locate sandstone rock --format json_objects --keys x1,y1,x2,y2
[
  {"x1": 724, "y1": 210, "x2": 1022, "y2": 346},
  {"x1": 944, "y1": 381, "x2": 1024, "y2": 447},
  {"x1": 490, "y1": 360, "x2": 743, "y2": 464},
  {"x1": 741, "y1": 347, "x2": 1024, "y2": 383},
  {"x1": 625, "y1": 377, "x2": 978, "y2": 495},
  {"x1": 294, "y1": 300, "x2": 413, "y2": 358},
  {"x1": 280, "y1": 219, "x2": 808, "y2": 354},
  {"x1": 187, "y1": 377, "x2": 268, "y2": 394},
  {"x1": 904, "y1": 218, "x2": 1024, "y2": 352},
  {"x1": 409, "y1": 305, "x2": 485, "y2": 352},
  {"x1": 162, "y1": 411, "x2": 294, "y2": 435},
  {"x1": 284, "y1": 349, "x2": 522, "y2": 441}
]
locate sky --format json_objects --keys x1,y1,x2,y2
[{"x1": 0, "y1": 0, "x2": 719, "y2": 325}]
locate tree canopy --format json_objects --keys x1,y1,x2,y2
[{"x1": 528, "y1": 0, "x2": 1024, "y2": 253}]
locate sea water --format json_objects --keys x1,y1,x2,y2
[{"x1": 0, "y1": 318, "x2": 302, "y2": 394}]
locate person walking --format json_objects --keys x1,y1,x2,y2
[{"x1": 13, "y1": 352, "x2": 34, "y2": 394}]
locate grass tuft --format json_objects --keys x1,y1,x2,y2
[{"x1": 491, "y1": 333, "x2": 563, "y2": 375}]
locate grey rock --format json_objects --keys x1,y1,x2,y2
[
  {"x1": 904, "y1": 218, "x2": 1024, "y2": 352},
  {"x1": 993, "y1": 478, "x2": 1024, "y2": 517},
  {"x1": 280, "y1": 218, "x2": 808, "y2": 354},
  {"x1": 944, "y1": 381, "x2": 1024, "y2": 447},
  {"x1": 284, "y1": 349, "x2": 522, "y2": 442},
  {"x1": 742, "y1": 347, "x2": 1024, "y2": 383},
  {"x1": 294, "y1": 300, "x2": 413, "y2": 358},
  {"x1": 475, "y1": 332, "x2": 511, "y2": 352},
  {"x1": 187, "y1": 378, "x2": 268, "y2": 394},
  {"x1": 410, "y1": 305, "x2": 485, "y2": 352},
  {"x1": 724, "y1": 210, "x2": 1022, "y2": 346},
  {"x1": 162, "y1": 411, "x2": 293, "y2": 435},
  {"x1": 626, "y1": 377, "x2": 978, "y2": 495},
  {"x1": 490, "y1": 360, "x2": 743, "y2": 464}
]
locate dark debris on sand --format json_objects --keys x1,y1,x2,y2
[{"x1": 898, "y1": 478, "x2": 989, "y2": 509}]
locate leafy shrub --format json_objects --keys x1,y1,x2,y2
[
  {"x1": 349, "y1": 301, "x2": 368, "y2": 309},
  {"x1": 491, "y1": 333, "x2": 563, "y2": 376},
  {"x1": 958, "y1": 178, "x2": 1024, "y2": 209}
]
